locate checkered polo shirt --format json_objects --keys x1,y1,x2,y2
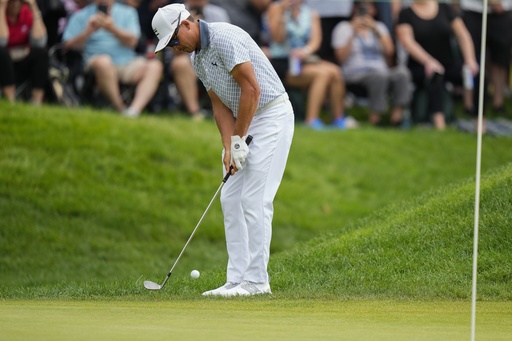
[{"x1": 191, "y1": 21, "x2": 285, "y2": 118}]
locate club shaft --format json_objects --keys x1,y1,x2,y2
[{"x1": 164, "y1": 181, "x2": 225, "y2": 278}]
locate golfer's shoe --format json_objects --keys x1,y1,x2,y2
[
  {"x1": 202, "y1": 282, "x2": 240, "y2": 296},
  {"x1": 220, "y1": 281, "x2": 272, "y2": 297}
]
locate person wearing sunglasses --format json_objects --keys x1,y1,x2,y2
[{"x1": 152, "y1": 4, "x2": 294, "y2": 297}]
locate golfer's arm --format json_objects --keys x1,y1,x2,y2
[
  {"x1": 208, "y1": 89, "x2": 236, "y2": 151},
  {"x1": 231, "y1": 62, "x2": 260, "y2": 137}
]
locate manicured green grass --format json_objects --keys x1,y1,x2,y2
[
  {"x1": 1, "y1": 300, "x2": 511, "y2": 341},
  {"x1": 0, "y1": 101, "x2": 511, "y2": 301}
]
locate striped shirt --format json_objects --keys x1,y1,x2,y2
[{"x1": 191, "y1": 21, "x2": 285, "y2": 118}]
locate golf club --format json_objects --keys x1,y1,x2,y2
[{"x1": 144, "y1": 135, "x2": 253, "y2": 290}]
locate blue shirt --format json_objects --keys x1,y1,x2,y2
[{"x1": 63, "y1": 3, "x2": 140, "y2": 66}]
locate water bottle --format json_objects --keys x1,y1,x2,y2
[
  {"x1": 462, "y1": 65, "x2": 474, "y2": 90},
  {"x1": 289, "y1": 54, "x2": 301, "y2": 76}
]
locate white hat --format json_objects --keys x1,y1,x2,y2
[{"x1": 152, "y1": 4, "x2": 191, "y2": 53}]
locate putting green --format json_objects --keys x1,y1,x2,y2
[{"x1": 1, "y1": 300, "x2": 511, "y2": 340}]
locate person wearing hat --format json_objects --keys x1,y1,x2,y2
[{"x1": 152, "y1": 3, "x2": 294, "y2": 297}]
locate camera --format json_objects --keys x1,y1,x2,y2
[
  {"x1": 98, "y1": 4, "x2": 108, "y2": 14},
  {"x1": 357, "y1": 5, "x2": 367, "y2": 17}
]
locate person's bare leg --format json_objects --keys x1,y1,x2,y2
[
  {"x1": 128, "y1": 59, "x2": 163, "y2": 114},
  {"x1": 490, "y1": 63, "x2": 506, "y2": 109},
  {"x1": 171, "y1": 54, "x2": 200, "y2": 114},
  {"x1": 391, "y1": 106, "x2": 403, "y2": 124},
  {"x1": 303, "y1": 66, "x2": 330, "y2": 124},
  {"x1": 31, "y1": 88, "x2": 44, "y2": 105},
  {"x1": 463, "y1": 88, "x2": 474, "y2": 111},
  {"x1": 2, "y1": 85, "x2": 15, "y2": 103},
  {"x1": 327, "y1": 63, "x2": 345, "y2": 120},
  {"x1": 433, "y1": 112, "x2": 446, "y2": 131},
  {"x1": 89, "y1": 55, "x2": 125, "y2": 111},
  {"x1": 369, "y1": 112, "x2": 381, "y2": 125}
]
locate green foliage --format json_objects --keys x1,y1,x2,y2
[{"x1": 0, "y1": 102, "x2": 511, "y2": 300}]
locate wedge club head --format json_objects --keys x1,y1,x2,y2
[{"x1": 144, "y1": 280, "x2": 162, "y2": 290}]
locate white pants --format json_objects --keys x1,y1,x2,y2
[{"x1": 221, "y1": 94, "x2": 294, "y2": 284}]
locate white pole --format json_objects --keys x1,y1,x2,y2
[{"x1": 471, "y1": 0, "x2": 489, "y2": 340}]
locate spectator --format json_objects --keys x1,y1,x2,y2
[
  {"x1": 210, "y1": 0, "x2": 270, "y2": 45},
  {"x1": 332, "y1": 1, "x2": 412, "y2": 126},
  {"x1": 56, "y1": 1, "x2": 90, "y2": 44},
  {"x1": 168, "y1": 0, "x2": 230, "y2": 119},
  {"x1": 35, "y1": 0, "x2": 65, "y2": 47},
  {"x1": 304, "y1": 0, "x2": 353, "y2": 62},
  {"x1": 0, "y1": 0, "x2": 48, "y2": 104},
  {"x1": 62, "y1": 0, "x2": 163, "y2": 117},
  {"x1": 266, "y1": 0, "x2": 348, "y2": 129},
  {"x1": 460, "y1": 0, "x2": 512, "y2": 116},
  {"x1": 396, "y1": 0, "x2": 478, "y2": 130}
]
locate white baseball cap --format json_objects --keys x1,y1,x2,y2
[{"x1": 152, "y1": 4, "x2": 191, "y2": 53}]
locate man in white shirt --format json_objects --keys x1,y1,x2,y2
[{"x1": 152, "y1": 4, "x2": 294, "y2": 297}]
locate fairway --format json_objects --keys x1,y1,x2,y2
[{"x1": 1, "y1": 300, "x2": 511, "y2": 340}]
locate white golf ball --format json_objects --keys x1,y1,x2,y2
[{"x1": 190, "y1": 270, "x2": 200, "y2": 279}]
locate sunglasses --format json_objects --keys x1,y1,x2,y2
[{"x1": 167, "y1": 13, "x2": 181, "y2": 47}]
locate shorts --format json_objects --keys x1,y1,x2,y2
[{"x1": 85, "y1": 56, "x2": 147, "y2": 84}]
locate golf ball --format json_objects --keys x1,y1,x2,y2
[{"x1": 190, "y1": 270, "x2": 200, "y2": 279}]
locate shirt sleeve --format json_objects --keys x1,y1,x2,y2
[
  {"x1": 331, "y1": 22, "x2": 353, "y2": 49},
  {"x1": 117, "y1": 6, "x2": 141, "y2": 38},
  {"x1": 376, "y1": 22, "x2": 389, "y2": 37},
  {"x1": 440, "y1": 3, "x2": 457, "y2": 23},
  {"x1": 62, "y1": 11, "x2": 84, "y2": 42},
  {"x1": 217, "y1": 28, "x2": 251, "y2": 73},
  {"x1": 397, "y1": 8, "x2": 412, "y2": 26}
]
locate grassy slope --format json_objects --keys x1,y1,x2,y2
[{"x1": 0, "y1": 102, "x2": 511, "y2": 300}]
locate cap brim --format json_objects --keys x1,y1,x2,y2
[{"x1": 155, "y1": 33, "x2": 172, "y2": 53}]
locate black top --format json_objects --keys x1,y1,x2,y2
[{"x1": 398, "y1": 3, "x2": 457, "y2": 68}]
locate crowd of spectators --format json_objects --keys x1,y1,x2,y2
[{"x1": 1, "y1": 0, "x2": 511, "y2": 131}]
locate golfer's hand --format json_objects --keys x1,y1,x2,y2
[{"x1": 230, "y1": 135, "x2": 249, "y2": 171}]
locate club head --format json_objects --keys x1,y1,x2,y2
[{"x1": 144, "y1": 280, "x2": 162, "y2": 290}]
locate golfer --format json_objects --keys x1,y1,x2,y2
[{"x1": 152, "y1": 4, "x2": 294, "y2": 297}]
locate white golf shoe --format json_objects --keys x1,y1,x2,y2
[
  {"x1": 220, "y1": 281, "x2": 272, "y2": 297},
  {"x1": 202, "y1": 282, "x2": 240, "y2": 296}
]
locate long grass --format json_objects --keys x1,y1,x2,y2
[{"x1": 0, "y1": 101, "x2": 511, "y2": 300}]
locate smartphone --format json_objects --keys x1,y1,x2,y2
[
  {"x1": 358, "y1": 5, "x2": 367, "y2": 17},
  {"x1": 98, "y1": 4, "x2": 108, "y2": 14}
]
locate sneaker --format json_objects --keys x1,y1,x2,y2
[
  {"x1": 344, "y1": 116, "x2": 359, "y2": 129},
  {"x1": 190, "y1": 109, "x2": 207, "y2": 122},
  {"x1": 331, "y1": 117, "x2": 346, "y2": 129},
  {"x1": 220, "y1": 281, "x2": 272, "y2": 297},
  {"x1": 202, "y1": 282, "x2": 239, "y2": 296},
  {"x1": 307, "y1": 118, "x2": 325, "y2": 130},
  {"x1": 122, "y1": 107, "x2": 140, "y2": 118}
]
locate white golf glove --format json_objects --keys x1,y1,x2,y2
[{"x1": 231, "y1": 135, "x2": 249, "y2": 170}]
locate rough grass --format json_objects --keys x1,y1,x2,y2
[{"x1": 0, "y1": 101, "x2": 511, "y2": 300}]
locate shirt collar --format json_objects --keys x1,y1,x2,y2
[{"x1": 197, "y1": 19, "x2": 210, "y2": 53}]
